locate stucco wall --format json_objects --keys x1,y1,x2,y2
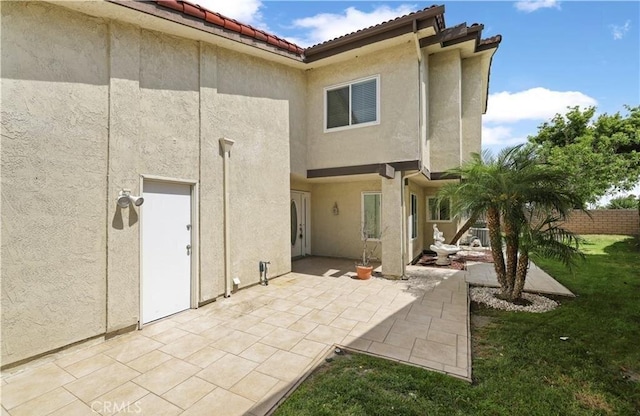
[
  {"x1": 1, "y1": 0, "x2": 491, "y2": 367},
  {"x1": 106, "y1": 21, "x2": 143, "y2": 332},
  {"x1": 381, "y1": 174, "x2": 404, "y2": 277},
  {"x1": 428, "y1": 49, "x2": 462, "y2": 173},
  {"x1": 461, "y1": 56, "x2": 483, "y2": 160},
  {"x1": 311, "y1": 180, "x2": 382, "y2": 260},
  {"x1": 306, "y1": 42, "x2": 420, "y2": 169},
  {"x1": 215, "y1": 47, "x2": 303, "y2": 285},
  {"x1": 420, "y1": 53, "x2": 430, "y2": 171},
  {"x1": 291, "y1": 176, "x2": 313, "y2": 192},
  {"x1": 1, "y1": 1, "x2": 110, "y2": 364},
  {"x1": 1, "y1": 1, "x2": 305, "y2": 366},
  {"x1": 198, "y1": 42, "x2": 225, "y2": 301}
]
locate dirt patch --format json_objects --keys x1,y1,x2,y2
[
  {"x1": 470, "y1": 325, "x2": 500, "y2": 360},
  {"x1": 574, "y1": 390, "x2": 613, "y2": 414},
  {"x1": 471, "y1": 315, "x2": 495, "y2": 329}
]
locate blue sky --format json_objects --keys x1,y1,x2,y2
[{"x1": 200, "y1": 0, "x2": 639, "y2": 200}]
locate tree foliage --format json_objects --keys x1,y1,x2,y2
[
  {"x1": 439, "y1": 145, "x2": 584, "y2": 302},
  {"x1": 528, "y1": 105, "x2": 640, "y2": 203},
  {"x1": 606, "y1": 195, "x2": 639, "y2": 210}
]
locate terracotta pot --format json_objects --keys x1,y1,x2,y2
[{"x1": 356, "y1": 265, "x2": 373, "y2": 280}]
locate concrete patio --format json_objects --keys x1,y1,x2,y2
[
  {"x1": 466, "y1": 261, "x2": 574, "y2": 297},
  {"x1": 1, "y1": 257, "x2": 470, "y2": 416}
]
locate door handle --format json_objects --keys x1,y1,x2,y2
[{"x1": 186, "y1": 244, "x2": 192, "y2": 255}]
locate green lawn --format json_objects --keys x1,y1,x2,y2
[{"x1": 274, "y1": 235, "x2": 640, "y2": 415}]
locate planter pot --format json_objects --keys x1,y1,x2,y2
[{"x1": 356, "y1": 265, "x2": 373, "y2": 280}]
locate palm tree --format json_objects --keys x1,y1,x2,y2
[{"x1": 439, "y1": 145, "x2": 584, "y2": 302}]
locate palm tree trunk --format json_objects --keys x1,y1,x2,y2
[
  {"x1": 512, "y1": 251, "x2": 529, "y2": 300},
  {"x1": 503, "y1": 216, "x2": 518, "y2": 297},
  {"x1": 448, "y1": 212, "x2": 479, "y2": 245},
  {"x1": 486, "y1": 207, "x2": 507, "y2": 289}
]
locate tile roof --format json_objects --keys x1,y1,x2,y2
[
  {"x1": 151, "y1": 1, "x2": 500, "y2": 60},
  {"x1": 154, "y1": 0, "x2": 304, "y2": 55},
  {"x1": 479, "y1": 34, "x2": 503, "y2": 47},
  {"x1": 306, "y1": 5, "x2": 444, "y2": 49}
]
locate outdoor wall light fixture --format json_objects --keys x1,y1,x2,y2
[
  {"x1": 332, "y1": 202, "x2": 339, "y2": 215},
  {"x1": 117, "y1": 189, "x2": 144, "y2": 208}
]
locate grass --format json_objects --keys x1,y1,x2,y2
[{"x1": 274, "y1": 235, "x2": 640, "y2": 415}]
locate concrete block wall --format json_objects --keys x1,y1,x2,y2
[{"x1": 560, "y1": 210, "x2": 639, "y2": 236}]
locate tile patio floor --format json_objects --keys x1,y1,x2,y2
[{"x1": 1, "y1": 257, "x2": 469, "y2": 416}]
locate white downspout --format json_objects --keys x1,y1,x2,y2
[{"x1": 219, "y1": 137, "x2": 235, "y2": 297}]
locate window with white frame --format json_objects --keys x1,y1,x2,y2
[
  {"x1": 427, "y1": 197, "x2": 451, "y2": 221},
  {"x1": 362, "y1": 192, "x2": 382, "y2": 240},
  {"x1": 325, "y1": 75, "x2": 379, "y2": 131},
  {"x1": 410, "y1": 194, "x2": 418, "y2": 239}
]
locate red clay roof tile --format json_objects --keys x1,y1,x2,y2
[
  {"x1": 182, "y1": 2, "x2": 205, "y2": 20},
  {"x1": 480, "y1": 34, "x2": 503, "y2": 46},
  {"x1": 150, "y1": 1, "x2": 497, "y2": 59},
  {"x1": 204, "y1": 11, "x2": 224, "y2": 27},
  {"x1": 223, "y1": 18, "x2": 242, "y2": 33},
  {"x1": 156, "y1": 0, "x2": 181, "y2": 12},
  {"x1": 152, "y1": 0, "x2": 304, "y2": 56}
]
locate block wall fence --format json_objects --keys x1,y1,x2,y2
[{"x1": 560, "y1": 209, "x2": 639, "y2": 236}]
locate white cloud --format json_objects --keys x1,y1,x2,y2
[
  {"x1": 484, "y1": 87, "x2": 597, "y2": 124},
  {"x1": 610, "y1": 20, "x2": 631, "y2": 40},
  {"x1": 196, "y1": 0, "x2": 265, "y2": 27},
  {"x1": 482, "y1": 125, "x2": 527, "y2": 147},
  {"x1": 514, "y1": 0, "x2": 560, "y2": 13},
  {"x1": 289, "y1": 4, "x2": 418, "y2": 47}
]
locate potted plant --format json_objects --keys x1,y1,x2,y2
[{"x1": 356, "y1": 220, "x2": 381, "y2": 280}]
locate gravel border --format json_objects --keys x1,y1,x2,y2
[{"x1": 470, "y1": 286, "x2": 559, "y2": 313}]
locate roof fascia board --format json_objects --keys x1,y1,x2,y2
[
  {"x1": 307, "y1": 160, "x2": 421, "y2": 179},
  {"x1": 304, "y1": 23, "x2": 433, "y2": 63},
  {"x1": 304, "y1": 5, "x2": 444, "y2": 63}
]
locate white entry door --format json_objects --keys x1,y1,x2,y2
[
  {"x1": 291, "y1": 191, "x2": 310, "y2": 258},
  {"x1": 142, "y1": 181, "x2": 192, "y2": 324}
]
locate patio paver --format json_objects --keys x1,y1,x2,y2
[{"x1": 1, "y1": 257, "x2": 471, "y2": 415}]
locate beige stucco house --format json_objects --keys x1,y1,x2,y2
[{"x1": 0, "y1": 0, "x2": 500, "y2": 367}]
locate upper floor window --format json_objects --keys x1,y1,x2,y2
[
  {"x1": 325, "y1": 75, "x2": 379, "y2": 132},
  {"x1": 427, "y1": 197, "x2": 451, "y2": 222}
]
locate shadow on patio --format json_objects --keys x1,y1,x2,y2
[
  {"x1": 0, "y1": 257, "x2": 471, "y2": 416},
  {"x1": 251, "y1": 256, "x2": 471, "y2": 414}
]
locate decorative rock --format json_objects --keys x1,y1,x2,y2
[{"x1": 470, "y1": 286, "x2": 559, "y2": 313}]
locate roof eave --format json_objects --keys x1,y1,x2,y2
[
  {"x1": 303, "y1": 5, "x2": 445, "y2": 63},
  {"x1": 109, "y1": 0, "x2": 305, "y2": 60}
]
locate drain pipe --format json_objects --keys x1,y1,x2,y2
[{"x1": 220, "y1": 137, "x2": 235, "y2": 297}]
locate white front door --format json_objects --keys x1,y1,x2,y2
[
  {"x1": 142, "y1": 181, "x2": 192, "y2": 324},
  {"x1": 290, "y1": 191, "x2": 310, "y2": 258}
]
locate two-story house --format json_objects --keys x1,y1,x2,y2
[{"x1": 1, "y1": 0, "x2": 500, "y2": 367}]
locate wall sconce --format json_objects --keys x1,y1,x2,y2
[
  {"x1": 332, "y1": 202, "x2": 339, "y2": 215},
  {"x1": 117, "y1": 189, "x2": 144, "y2": 208}
]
